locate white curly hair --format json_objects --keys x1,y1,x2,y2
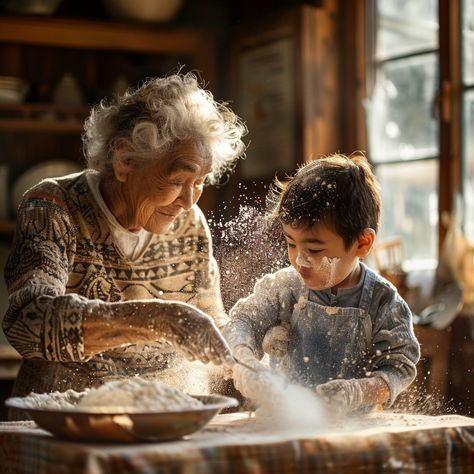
[{"x1": 82, "y1": 72, "x2": 247, "y2": 183}]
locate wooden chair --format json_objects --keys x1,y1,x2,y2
[
  {"x1": 372, "y1": 238, "x2": 452, "y2": 411},
  {"x1": 372, "y1": 237, "x2": 404, "y2": 274},
  {"x1": 371, "y1": 237, "x2": 408, "y2": 297}
]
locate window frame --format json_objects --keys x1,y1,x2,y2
[{"x1": 345, "y1": 0, "x2": 463, "y2": 261}]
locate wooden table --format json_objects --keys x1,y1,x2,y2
[{"x1": 0, "y1": 412, "x2": 473, "y2": 473}]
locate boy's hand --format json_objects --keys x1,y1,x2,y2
[
  {"x1": 315, "y1": 378, "x2": 365, "y2": 415},
  {"x1": 231, "y1": 345, "x2": 267, "y2": 399},
  {"x1": 262, "y1": 323, "x2": 290, "y2": 358}
]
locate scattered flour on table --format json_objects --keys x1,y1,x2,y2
[
  {"x1": 241, "y1": 370, "x2": 328, "y2": 432},
  {"x1": 9, "y1": 378, "x2": 203, "y2": 412}
]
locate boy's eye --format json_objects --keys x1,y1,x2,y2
[
  {"x1": 308, "y1": 248, "x2": 323, "y2": 254},
  {"x1": 286, "y1": 242, "x2": 296, "y2": 248}
]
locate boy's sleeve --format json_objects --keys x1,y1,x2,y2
[
  {"x1": 223, "y1": 270, "x2": 295, "y2": 359},
  {"x1": 369, "y1": 296, "x2": 421, "y2": 406}
]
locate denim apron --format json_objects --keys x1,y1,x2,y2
[{"x1": 278, "y1": 268, "x2": 376, "y2": 388}]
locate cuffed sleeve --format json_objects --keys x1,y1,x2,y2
[
  {"x1": 369, "y1": 296, "x2": 420, "y2": 406},
  {"x1": 3, "y1": 194, "x2": 98, "y2": 362}
]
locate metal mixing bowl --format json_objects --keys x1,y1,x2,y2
[{"x1": 6, "y1": 394, "x2": 239, "y2": 442}]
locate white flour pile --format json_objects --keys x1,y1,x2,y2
[
  {"x1": 78, "y1": 378, "x2": 203, "y2": 411},
  {"x1": 9, "y1": 378, "x2": 203, "y2": 412},
  {"x1": 8, "y1": 389, "x2": 83, "y2": 409}
]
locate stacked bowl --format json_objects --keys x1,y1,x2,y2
[{"x1": 0, "y1": 76, "x2": 29, "y2": 104}]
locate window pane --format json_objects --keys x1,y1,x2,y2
[
  {"x1": 463, "y1": 0, "x2": 474, "y2": 85},
  {"x1": 367, "y1": 54, "x2": 439, "y2": 163},
  {"x1": 376, "y1": 160, "x2": 438, "y2": 264},
  {"x1": 376, "y1": 0, "x2": 438, "y2": 59},
  {"x1": 463, "y1": 90, "x2": 474, "y2": 239}
]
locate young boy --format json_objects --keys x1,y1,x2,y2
[{"x1": 224, "y1": 153, "x2": 420, "y2": 414}]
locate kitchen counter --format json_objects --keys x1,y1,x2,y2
[{"x1": 0, "y1": 411, "x2": 473, "y2": 473}]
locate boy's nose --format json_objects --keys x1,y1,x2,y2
[{"x1": 296, "y1": 252, "x2": 312, "y2": 268}]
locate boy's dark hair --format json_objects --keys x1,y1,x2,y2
[{"x1": 271, "y1": 153, "x2": 381, "y2": 249}]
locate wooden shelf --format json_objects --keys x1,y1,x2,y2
[
  {"x1": 0, "y1": 15, "x2": 217, "y2": 100},
  {"x1": 0, "y1": 103, "x2": 88, "y2": 133},
  {"x1": 0, "y1": 16, "x2": 211, "y2": 55},
  {"x1": 0, "y1": 119, "x2": 83, "y2": 133}
]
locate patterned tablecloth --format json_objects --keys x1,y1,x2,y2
[{"x1": 0, "y1": 412, "x2": 473, "y2": 474}]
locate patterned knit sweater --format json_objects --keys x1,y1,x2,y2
[{"x1": 3, "y1": 170, "x2": 226, "y2": 401}]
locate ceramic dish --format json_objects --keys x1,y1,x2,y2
[
  {"x1": 6, "y1": 394, "x2": 239, "y2": 442},
  {"x1": 102, "y1": 0, "x2": 184, "y2": 23},
  {"x1": 0, "y1": 76, "x2": 29, "y2": 104},
  {"x1": 12, "y1": 160, "x2": 81, "y2": 212}
]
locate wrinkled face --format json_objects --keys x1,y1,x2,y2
[
  {"x1": 283, "y1": 221, "x2": 362, "y2": 292},
  {"x1": 125, "y1": 141, "x2": 212, "y2": 234}
]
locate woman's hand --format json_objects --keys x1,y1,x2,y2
[
  {"x1": 156, "y1": 301, "x2": 234, "y2": 366},
  {"x1": 262, "y1": 323, "x2": 290, "y2": 358},
  {"x1": 83, "y1": 299, "x2": 233, "y2": 365}
]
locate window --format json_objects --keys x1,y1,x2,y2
[
  {"x1": 462, "y1": 0, "x2": 474, "y2": 239},
  {"x1": 366, "y1": 0, "x2": 440, "y2": 269}
]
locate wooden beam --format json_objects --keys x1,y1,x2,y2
[{"x1": 0, "y1": 16, "x2": 206, "y2": 55}]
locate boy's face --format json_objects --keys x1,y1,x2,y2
[{"x1": 282, "y1": 221, "x2": 373, "y2": 292}]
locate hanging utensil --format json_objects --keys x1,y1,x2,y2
[{"x1": 414, "y1": 281, "x2": 463, "y2": 329}]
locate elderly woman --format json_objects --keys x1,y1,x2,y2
[{"x1": 3, "y1": 73, "x2": 246, "y2": 414}]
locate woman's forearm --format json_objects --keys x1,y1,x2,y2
[{"x1": 82, "y1": 300, "x2": 168, "y2": 357}]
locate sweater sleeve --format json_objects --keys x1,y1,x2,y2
[
  {"x1": 223, "y1": 268, "x2": 297, "y2": 358},
  {"x1": 2, "y1": 192, "x2": 100, "y2": 362},
  {"x1": 369, "y1": 294, "x2": 421, "y2": 406}
]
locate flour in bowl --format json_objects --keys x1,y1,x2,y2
[
  {"x1": 8, "y1": 378, "x2": 203, "y2": 412},
  {"x1": 77, "y1": 378, "x2": 203, "y2": 411},
  {"x1": 8, "y1": 389, "x2": 83, "y2": 409}
]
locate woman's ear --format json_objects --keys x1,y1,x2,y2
[
  {"x1": 112, "y1": 157, "x2": 135, "y2": 182},
  {"x1": 112, "y1": 141, "x2": 136, "y2": 182},
  {"x1": 356, "y1": 228, "x2": 376, "y2": 258}
]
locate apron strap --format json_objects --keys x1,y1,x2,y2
[{"x1": 359, "y1": 263, "x2": 377, "y2": 354}]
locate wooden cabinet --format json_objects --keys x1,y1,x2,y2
[
  {"x1": 212, "y1": 2, "x2": 340, "y2": 223},
  {"x1": 0, "y1": 15, "x2": 218, "y2": 232}
]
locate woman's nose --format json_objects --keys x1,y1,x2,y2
[
  {"x1": 296, "y1": 252, "x2": 312, "y2": 268},
  {"x1": 177, "y1": 185, "x2": 194, "y2": 210}
]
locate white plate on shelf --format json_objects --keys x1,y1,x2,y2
[{"x1": 12, "y1": 160, "x2": 82, "y2": 212}]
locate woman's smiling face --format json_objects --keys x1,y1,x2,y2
[{"x1": 120, "y1": 141, "x2": 212, "y2": 234}]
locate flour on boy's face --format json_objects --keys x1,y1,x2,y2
[{"x1": 282, "y1": 221, "x2": 362, "y2": 292}]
